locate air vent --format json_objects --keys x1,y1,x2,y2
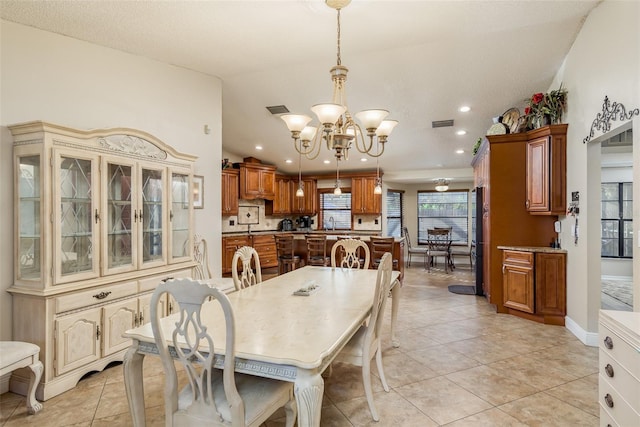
[
  {"x1": 266, "y1": 105, "x2": 290, "y2": 115},
  {"x1": 432, "y1": 119, "x2": 454, "y2": 128}
]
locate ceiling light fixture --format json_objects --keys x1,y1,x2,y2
[
  {"x1": 296, "y1": 140, "x2": 304, "y2": 197},
  {"x1": 435, "y1": 178, "x2": 449, "y2": 192},
  {"x1": 280, "y1": 0, "x2": 397, "y2": 164},
  {"x1": 255, "y1": 145, "x2": 263, "y2": 150},
  {"x1": 459, "y1": 106, "x2": 471, "y2": 113},
  {"x1": 456, "y1": 130, "x2": 467, "y2": 135}
]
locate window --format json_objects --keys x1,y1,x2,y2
[
  {"x1": 319, "y1": 190, "x2": 352, "y2": 230},
  {"x1": 601, "y1": 182, "x2": 633, "y2": 258},
  {"x1": 386, "y1": 190, "x2": 403, "y2": 237},
  {"x1": 417, "y1": 191, "x2": 468, "y2": 244}
]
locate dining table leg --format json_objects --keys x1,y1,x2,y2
[
  {"x1": 123, "y1": 344, "x2": 146, "y2": 427},
  {"x1": 391, "y1": 279, "x2": 401, "y2": 347},
  {"x1": 294, "y1": 370, "x2": 324, "y2": 427}
]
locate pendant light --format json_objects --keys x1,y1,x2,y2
[{"x1": 296, "y1": 139, "x2": 304, "y2": 197}]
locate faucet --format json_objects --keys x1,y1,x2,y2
[{"x1": 328, "y1": 216, "x2": 335, "y2": 231}]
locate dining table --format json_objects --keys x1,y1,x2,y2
[{"x1": 122, "y1": 265, "x2": 401, "y2": 427}]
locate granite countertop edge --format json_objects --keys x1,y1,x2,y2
[{"x1": 497, "y1": 245, "x2": 567, "y2": 254}]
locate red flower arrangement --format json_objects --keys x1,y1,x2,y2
[{"x1": 523, "y1": 86, "x2": 567, "y2": 130}]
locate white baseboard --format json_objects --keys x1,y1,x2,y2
[
  {"x1": 565, "y1": 315, "x2": 599, "y2": 347},
  {"x1": 601, "y1": 275, "x2": 633, "y2": 282}
]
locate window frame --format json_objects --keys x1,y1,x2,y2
[
  {"x1": 601, "y1": 181, "x2": 633, "y2": 259},
  {"x1": 417, "y1": 190, "x2": 469, "y2": 245},
  {"x1": 386, "y1": 189, "x2": 404, "y2": 238},
  {"x1": 318, "y1": 187, "x2": 352, "y2": 230}
]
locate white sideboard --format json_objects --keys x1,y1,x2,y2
[{"x1": 598, "y1": 310, "x2": 640, "y2": 427}]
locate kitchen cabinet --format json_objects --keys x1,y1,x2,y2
[
  {"x1": 251, "y1": 234, "x2": 278, "y2": 269},
  {"x1": 471, "y1": 134, "x2": 557, "y2": 313},
  {"x1": 525, "y1": 124, "x2": 567, "y2": 215},
  {"x1": 239, "y1": 161, "x2": 276, "y2": 200},
  {"x1": 500, "y1": 248, "x2": 566, "y2": 324},
  {"x1": 267, "y1": 175, "x2": 294, "y2": 215},
  {"x1": 221, "y1": 235, "x2": 251, "y2": 274},
  {"x1": 8, "y1": 121, "x2": 196, "y2": 400},
  {"x1": 351, "y1": 177, "x2": 381, "y2": 215},
  {"x1": 598, "y1": 310, "x2": 640, "y2": 427},
  {"x1": 221, "y1": 169, "x2": 239, "y2": 215},
  {"x1": 292, "y1": 178, "x2": 317, "y2": 215}
]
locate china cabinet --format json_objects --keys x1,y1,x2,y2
[
  {"x1": 9, "y1": 121, "x2": 197, "y2": 400},
  {"x1": 221, "y1": 169, "x2": 239, "y2": 215}
]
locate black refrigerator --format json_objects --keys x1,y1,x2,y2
[{"x1": 472, "y1": 187, "x2": 484, "y2": 296}]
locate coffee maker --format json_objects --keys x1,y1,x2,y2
[
  {"x1": 279, "y1": 218, "x2": 293, "y2": 231},
  {"x1": 298, "y1": 215, "x2": 311, "y2": 230}
]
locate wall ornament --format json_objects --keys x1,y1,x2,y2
[{"x1": 583, "y1": 96, "x2": 639, "y2": 143}]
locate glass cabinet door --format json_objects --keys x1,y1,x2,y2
[
  {"x1": 55, "y1": 153, "x2": 99, "y2": 283},
  {"x1": 17, "y1": 155, "x2": 42, "y2": 282},
  {"x1": 139, "y1": 166, "x2": 166, "y2": 268},
  {"x1": 169, "y1": 171, "x2": 191, "y2": 263},
  {"x1": 103, "y1": 160, "x2": 136, "y2": 274}
]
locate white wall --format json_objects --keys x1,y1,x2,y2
[
  {"x1": 551, "y1": 0, "x2": 639, "y2": 342},
  {"x1": 0, "y1": 21, "x2": 223, "y2": 341}
]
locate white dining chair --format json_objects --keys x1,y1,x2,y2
[
  {"x1": 231, "y1": 246, "x2": 262, "y2": 291},
  {"x1": 334, "y1": 252, "x2": 393, "y2": 421},
  {"x1": 330, "y1": 238, "x2": 370, "y2": 269},
  {"x1": 192, "y1": 234, "x2": 212, "y2": 280},
  {"x1": 150, "y1": 278, "x2": 296, "y2": 427}
]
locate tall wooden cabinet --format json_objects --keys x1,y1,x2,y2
[
  {"x1": 471, "y1": 126, "x2": 560, "y2": 315},
  {"x1": 9, "y1": 121, "x2": 197, "y2": 400},
  {"x1": 292, "y1": 178, "x2": 318, "y2": 215},
  {"x1": 351, "y1": 176, "x2": 381, "y2": 215},
  {"x1": 221, "y1": 169, "x2": 239, "y2": 215}
]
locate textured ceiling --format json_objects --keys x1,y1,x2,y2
[{"x1": 1, "y1": 0, "x2": 600, "y2": 183}]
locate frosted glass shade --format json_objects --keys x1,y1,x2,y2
[
  {"x1": 311, "y1": 103, "x2": 346, "y2": 125},
  {"x1": 296, "y1": 186, "x2": 305, "y2": 197},
  {"x1": 355, "y1": 109, "x2": 389, "y2": 130},
  {"x1": 375, "y1": 120, "x2": 398, "y2": 137},
  {"x1": 300, "y1": 126, "x2": 318, "y2": 141},
  {"x1": 374, "y1": 184, "x2": 382, "y2": 194},
  {"x1": 281, "y1": 114, "x2": 312, "y2": 132}
]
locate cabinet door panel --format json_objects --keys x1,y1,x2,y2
[
  {"x1": 535, "y1": 253, "x2": 566, "y2": 316},
  {"x1": 502, "y1": 251, "x2": 534, "y2": 314},
  {"x1": 169, "y1": 169, "x2": 192, "y2": 264},
  {"x1": 55, "y1": 309, "x2": 101, "y2": 375},
  {"x1": 139, "y1": 165, "x2": 166, "y2": 269},
  {"x1": 526, "y1": 137, "x2": 550, "y2": 212},
  {"x1": 54, "y1": 151, "x2": 100, "y2": 284},
  {"x1": 102, "y1": 298, "x2": 137, "y2": 356},
  {"x1": 139, "y1": 293, "x2": 166, "y2": 327}
]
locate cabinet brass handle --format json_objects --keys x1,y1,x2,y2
[
  {"x1": 169, "y1": 210, "x2": 174, "y2": 222},
  {"x1": 604, "y1": 336, "x2": 613, "y2": 349},
  {"x1": 168, "y1": 302, "x2": 173, "y2": 313},
  {"x1": 139, "y1": 312, "x2": 144, "y2": 324},
  {"x1": 502, "y1": 264, "x2": 506, "y2": 274},
  {"x1": 604, "y1": 393, "x2": 614, "y2": 408},
  {"x1": 93, "y1": 291, "x2": 112, "y2": 300},
  {"x1": 94, "y1": 209, "x2": 100, "y2": 224},
  {"x1": 138, "y1": 210, "x2": 143, "y2": 224},
  {"x1": 134, "y1": 313, "x2": 139, "y2": 327},
  {"x1": 134, "y1": 211, "x2": 138, "y2": 222},
  {"x1": 604, "y1": 364, "x2": 614, "y2": 377},
  {"x1": 160, "y1": 277, "x2": 174, "y2": 283},
  {"x1": 525, "y1": 200, "x2": 530, "y2": 209},
  {"x1": 96, "y1": 325, "x2": 101, "y2": 340}
]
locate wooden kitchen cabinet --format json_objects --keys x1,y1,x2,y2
[
  {"x1": 526, "y1": 124, "x2": 567, "y2": 215},
  {"x1": 221, "y1": 169, "x2": 239, "y2": 215},
  {"x1": 351, "y1": 177, "x2": 381, "y2": 215},
  {"x1": 267, "y1": 175, "x2": 293, "y2": 215},
  {"x1": 221, "y1": 235, "x2": 251, "y2": 274},
  {"x1": 292, "y1": 178, "x2": 317, "y2": 215},
  {"x1": 501, "y1": 248, "x2": 566, "y2": 324},
  {"x1": 239, "y1": 161, "x2": 276, "y2": 200},
  {"x1": 251, "y1": 234, "x2": 278, "y2": 269}
]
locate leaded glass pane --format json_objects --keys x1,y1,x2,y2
[
  {"x1": 171, "y1": 173, "x2": 189, "y2": 257},
  {"x1": 107, "y1": 163, "x2": 133, "y2": 269},
  {"x1": 18, "y1": 156, "x2": 41, "y2": 280},
  {"x1": 59, "y1": 157, "x2": 93, "y2": 275},
  {"x1": 142, "y1": 168, "x2": 163, "y2": 262}
]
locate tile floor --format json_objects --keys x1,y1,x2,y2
[{"x1": 0, "y1": 264, "x2": 600, "y2": 426}]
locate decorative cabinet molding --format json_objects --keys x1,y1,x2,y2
[
  {"x1": 9, "y1": 121, "x2": 197, "y2": 400},
  {"x1": 221, "y1": 169, "x2": 239, "y2": 215}
]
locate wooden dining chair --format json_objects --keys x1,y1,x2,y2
[
  {"x1": 150, "y1": 278, "x2": 297, "y2": 427},
  {"x1": 426, "y1": 228, "x2": 453, "y2": 273},
  {"x1": 402, "y1": 226, "x2": 428, "y2": 267},
  {"x1": 192, "y1": 234, "x2": 212, "y2": 280},
  {"x1": 305, "y1": 235, "x2": 329, "y2": 266},
  {"x1": 334, "y1": 253, "x2": 393, "y2": 421},
  {"x1": 331, "y1": 238, "x2": 370, "y2": 269},
  {"x1": 274, "y1": 234, "x2": 302, "y2": 275},
  {"x1": 370, "y1": 236, "x2": 397, "y2": 270},
  {"x1": 231, "y1": 246, "x2": 262, "y2": 290}
]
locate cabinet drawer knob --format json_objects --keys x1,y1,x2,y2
[
  {"x1": 604, "y1": 363, "x2": 614, "y2": 378},
  {"x1": 93, "y1": 291, "x2": 112, "y2": 300},
  {"x1": 604, "y1": 393, "x2": 614, "y2": 408},
  {"x1": 604, "y1": 336, "x2": 613, "y2": 350}
]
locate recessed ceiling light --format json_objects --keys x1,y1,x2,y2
[
  {"x1": 456, "y1": 149, "x2": 465, "y2": 154},
  {"x1": 456, "y1": 130, "x2": 467, "y2": 136},
  {"x1": 360, "y1": 158, "x2": 367, "y2": 162},
  {"x1": 285, "y1": 159, "x2": 293, "y2": 164},
  {"x1": 459, "y1": 106, "x2": 471, "y2": 113},
  {"x1": 323, "y1": 160, "x2": 331, "y2": 164},
  {"x1": 255, "y1": 145, "x2": 263, "y2": 150}
]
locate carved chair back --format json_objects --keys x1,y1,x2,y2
[
  {"x1": 331, "y1": 238, "x2": 370, "y2": 269},
  {"x1": 231, "y1": 246, "x2": 262, "y2": 290},
  {"x1": 193, "y1": 234, "x2": 212, "y2": 280}
]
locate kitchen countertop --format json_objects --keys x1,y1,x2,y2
[
  {"x1": 222, "y1": 230, "x2": 404, "y2": 243},
  {"x1": 497, "y1": 245, "x2": 567, "y2": 254}
]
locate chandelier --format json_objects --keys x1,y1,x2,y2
[
  {"x1": 280, "y1": 0, "x2": 398, "y2": 163},
  {"x1": 435, "y1": 179, "x2": 450, "y2": 192}
]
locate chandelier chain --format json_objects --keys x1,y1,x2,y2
[{"x1": 336, "y1": 9, "x2": 341, "y2": 66}]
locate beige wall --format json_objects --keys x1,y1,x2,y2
[
  {"x1": 0, "y1": 21, "x2": 223, "y2": 341},
  {"x1": 551, "y1": 0, "x2": 639, "y2": 343}
]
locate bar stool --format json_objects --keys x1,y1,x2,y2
[
  {"x1": 370, "y1": 236, "x2": 397, "y2": 269},
  {"x1": 275, "y1": 234, "x2": 302, "y2": 275},
  {"x1": 305, "y1": 235, "x2": 330, "y2": 266}
]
